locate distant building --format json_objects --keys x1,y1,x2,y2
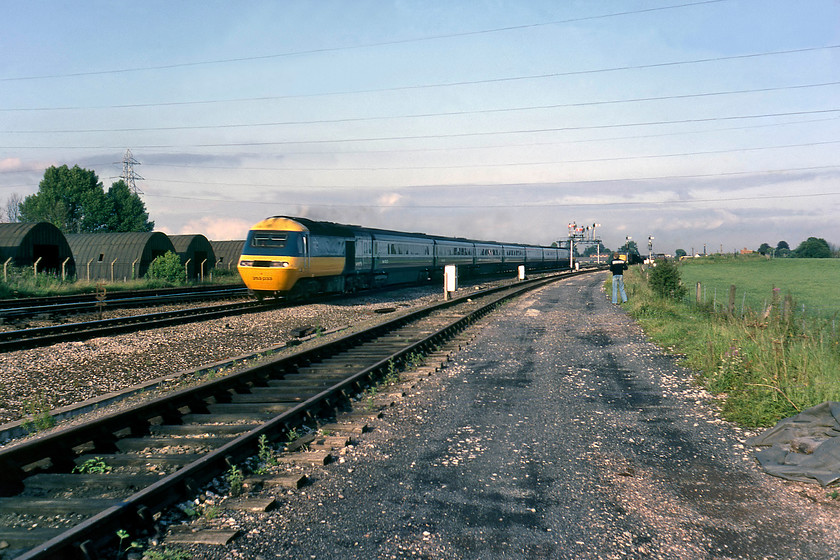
[{"x1": 740, "y1": 248, "x2": 754, "y2": 255}]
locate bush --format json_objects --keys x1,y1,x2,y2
[
  {"x1": 647, "y1": 260, "x2": 686, "y2": 300},
  {"x1": 146, "y1": 251, "x2": 186, "y2": 284}
]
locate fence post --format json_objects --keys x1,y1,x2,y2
[
  {"x1": 695, "y1": 282, "x2": 701, "y2": 306},
  {"x1": 111, "y1": 259, "x2": 117, "y2": 282},
  {"x1": 783, "y1": 293, "x2": 793, "y2": 323},
  {"x1": 728, "y1": 284, "x2": 736, "y2": 316},
  {"x1": 185, "y1": 258, "x2": 191, "y2": 281},
  {"x1": 62, "y1": 257, "x2": 70, "y2": 281},
  {"x1": 764, "y1": 286, "x2": 780, "y2": 320},
  {"x1": 3, "y1": 257, "x2": 11, "y2": 282}
]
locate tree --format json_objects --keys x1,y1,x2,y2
[
  {"x1": 105, "y1": 180, "x2": 154, "y2": 232},
  {"x1": 775, "y1": 241, "x2": 790, "y2": 258},
  {"x1": 20, "y1": 165, "x2": 110, "y2": 232},
  {"x1": 792, "y1": 237, "x2": 832, "y2": 258},
  {"x1": 2, "y1": 193, "x2": 22, "y2": 222},
  {"x1": 620, "y1": 240, "x2": 638, "y2": 254},
  {"x1": 757, "y1": 243, "x2": 773, "y2": 256},
  {"x1": 675, "y1": 249, "x2": 687, "y2": 258},
  {"x1": 582, "y1": 245, "x2": 607, "y2": 257},
  {"x1": 19, "y1": 165, "x2": 153, "y2": 233}
]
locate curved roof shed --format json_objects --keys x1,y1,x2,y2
[
  {"x1": 169, "y1": 234, "x2": 216, "y2": 279},
  {"x1": 0, "y1": 222, "x2": 75, "y2": 276},
  {"x1": 66, "y1": 232, "x2": 175, "y2": 281},
  {"x1": 209, "y1": 240, "x2": 245, "y2": 270}
]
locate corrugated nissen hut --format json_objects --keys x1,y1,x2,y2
[
  {"x1": 66, "y1": 232, "x2": 176, "y2": 281},
  {"x1": 169, "y1": 234, "x2": 216, "y2": 280},
  {"x1": 0, "y1": 222, "x2": 75, "y2": 277},
  {"x1": 209, "y1": 240, "x2": 245, "y2": 270}
]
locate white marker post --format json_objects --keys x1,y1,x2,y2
[
  {"x1": 444, "y1": 265, "x2": 457, "y2": 300},
  {"x1": 518, "y1": 265, "x2": 525, "y2": 281}
]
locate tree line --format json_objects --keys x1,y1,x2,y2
[
  {"x1": 1, "y1": 164, "x2": 153, "y2": 233},
  {"x1": 756, "y1": 238, "x2": 836, "y2": 258}
]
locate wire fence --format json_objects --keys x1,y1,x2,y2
[{"x1": 683, "y1": 281, "x2": 839, "y2": 336}]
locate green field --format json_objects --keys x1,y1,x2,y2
[{"x1": 678, "y1": 257, "x2": 840, "y2": 319}]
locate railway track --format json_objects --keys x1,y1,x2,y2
[
  {"x1": 0, "y1": 285, "x2": 248, "y2": 322},
  {"x1": 0, "y1": 299, "x2": 273, "y2": 352},
  {"x1": 0, "y1": 269, "x2": 594, "y2": 560}
]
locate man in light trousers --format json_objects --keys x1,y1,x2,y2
[{"x1": 610, "y1": 253, "x2": 628, "y2": 304}]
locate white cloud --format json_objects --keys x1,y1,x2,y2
[
  {"x1": 0, "y1": 158, "x2": 23, "y2": 172},
  {"x1": 164, "y1": 216, "x2": 254, "y2": 241},
  {"x1": 377, "y1": 193, "x2": 402, "y2": 207}
]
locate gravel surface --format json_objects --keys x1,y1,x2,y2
[
  {"x1": 0, "y1": 284, "x2": 459, "y2": 429},
  {"x1": 143, "y1": 272, "x2": 840, "y2": 560}
]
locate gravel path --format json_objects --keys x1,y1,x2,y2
[{"x1": 153, "y1": 272, "x2": 840, "y2": 560}]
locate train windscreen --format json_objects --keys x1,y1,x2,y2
[{"x1": 245, "y1": 231, "x2": 303, "y2": 256}]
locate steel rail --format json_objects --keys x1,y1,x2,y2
[
  {"x1": 0, "y1": 300, "x2": 274, "y2": 352},
  {"x1": 0, "y1": 286, "x2": 249, "y2": 320},
  {"x1": 0, "y1": 284, "x2": 246, "y2": 310},
  {"x1": 4, "y1": 269, "x2": 597, "y2": 559}
]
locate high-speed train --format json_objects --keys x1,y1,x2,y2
[{"x1": 237, "y1": 216, "x2": 570, "y2": 299}]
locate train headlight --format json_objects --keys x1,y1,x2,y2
[
  {"x1": 239, "y1": 259, "x2": 254, "y2": 267},
  {"x1": 270, "y1": 261, "x2": 289, "y2": 268}
]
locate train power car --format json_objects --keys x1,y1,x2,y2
[{"x1": 237, "y1": 216, "x2": 570, "y2": 300}]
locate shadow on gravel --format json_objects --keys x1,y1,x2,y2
[{"x1": 588, "y1": 344, "x2": 824, "y2": 558}]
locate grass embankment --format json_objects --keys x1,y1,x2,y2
[{"x1": 615, "y1": 258, "x2": 840, "y2": 427}]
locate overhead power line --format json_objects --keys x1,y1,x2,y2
[
  {"x1": 142, "y1": 188, "x2": 840, "y2": 209},
  {"x1": 3, "y1": 45, "x2": 837, "y2": 113},
  {"x1": 142, "y1": 164, "x2": 840, "y2": 191},
  {"x1": 0, "y1": 1, "x2": 727, "y2": 82},
  {"x1": 3, "y1": 108, "x2": 838, "y2": 150},
  {"x1": 5, "y1": 81, "x2": 839, "y2": 133},
  {"x1": 145, "y1": 115, "x2": 840, "y2": 165},
  {"x1": 134, "y1": 139, "x2": 840, "y2": 176},
  {"x1": 3, "y1": 113, "x2": 833, "y2": 176}
]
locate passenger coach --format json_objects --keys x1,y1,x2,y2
[{"x1": 237, "y1": 216, "x2": 569, "y2": 299}]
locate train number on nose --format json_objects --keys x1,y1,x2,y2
[{"x1": 253, "y1": 276, "x2": 273, "y2": 281}]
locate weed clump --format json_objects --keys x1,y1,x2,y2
[
  {"x1": 146, "y1": 251, "x2": 186, "y2": 284},
  {"x1": 647, "y1": 260, "x2": 687, "y2": 300}
]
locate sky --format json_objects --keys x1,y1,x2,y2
[{"x1": 1, "y1": 0, "x2": 838, "y2": 255}]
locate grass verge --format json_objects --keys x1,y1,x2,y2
[{"x1": 616, "y1": 266, "x2": 840, "y2": 427}]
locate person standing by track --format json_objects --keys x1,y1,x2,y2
[{"x1": 610, "y1": 252, "x2": 628, "y2": 304}]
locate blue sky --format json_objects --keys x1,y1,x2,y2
[{"x1": 1, "y1": 0, "x2": 838, "y2": 255}]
